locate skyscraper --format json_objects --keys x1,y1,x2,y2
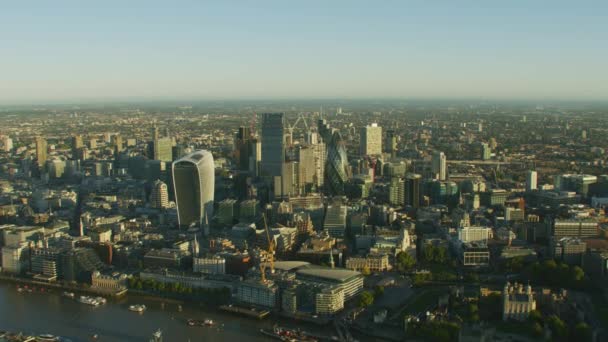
[
  {"x1": 235, "y1": 126, "x2": 252, "y2": 171},
  {"x1": 150, "y1": 179, "x2": 169, "y2": 209},
  {"x1": 35, "y1": 137, "x2": 47, "y2": 168},
  {"x1": 360, "y1": 123, "x2": 382, "y2": 156},
  {"x1": 526, "y1": 171, "x2": 538, "y2": 192},
  {"x1": 384, "y1": 130, "x2": 397, "y2": 156},
  {"x1": 405, "y1": 173, "x2": 422, "y2": 208},
  {"x1": 71, "y1": 135, "x2": 84, "y2": 160},
  {"x1": 325, "y1": 131, "x2": 349, "y2": 196},
  {"x1": 172, "y1": 150, "x2": 215, "y2": 230},
  {"x1": 431, "y1": 151, "x2": 447, "y2": 181},
  {"x1": 153, "y1": 137, "x2": 173, "y2": 162},
  {"x1": 112, "y1": 134, "x2": 123, "y2": 154},
  {"x1": 481, "y1": 143, "x2": 491, "y2": 160},
  {"x1": 261, "y1": 113, "x2": 285, "y2": 179}
]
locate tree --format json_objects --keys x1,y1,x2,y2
[
  {"x1": 358, "y1": 291, "x2": 374, "y2": 308},
  {"x1": 546, "y1": 315, "x2": 567, "y2": 340},
  {"x1": 396, "y1": 251, "x2": 416, "y2": 273},
  {"x1": 374, "y1": 285, "x2": 385, "y2": 298},
  {"x1": 573, "y1": 322, "x2": 592, "y2": 342},
  {"x1": 361, "y1": 266, "x2": 371, "y2": 276}
]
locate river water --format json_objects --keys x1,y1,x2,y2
[{"x1": 0, "y1": 283, "x2": 330, "y2": 342}]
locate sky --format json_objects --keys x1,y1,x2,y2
[{"x1": 1, "y1": 1, "x2": 607, "y2": 104}]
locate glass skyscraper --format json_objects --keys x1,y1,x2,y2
[
  {"x1": 261, "y1": 113, "x2": 285, "y2": 179},
  {"x1": 172, "y1": 150, "x2": 215, "y2": 230},
  {"x1": 325, "y1": 131, "x2": 349, "y2": 196}
]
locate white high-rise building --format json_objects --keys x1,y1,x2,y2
[
  {"x1": 172, "y1": 150, "x2": 215, "y2": 230},
  {"x1": 360, "y1": 123, "x2": 382, "y2": 156},
  {"x1": 2, "y1": 136, "x2": 13, "y2": 152},
  {"x1": 431, "y1": 151, "x2": 447, "y2": 181},
  {"x1": 526, "y1": 171, "x2": 538, "y2": 192},
  {"x1": 150, "y1": 179, "x2": 169, "y2": 209},
  {"x1": 458, "y1": 226, "x2": 491, "y2": 244}
]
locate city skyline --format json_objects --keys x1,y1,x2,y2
[{"x1": 2, "y1": 1, "x2": 607, "y2": 104}]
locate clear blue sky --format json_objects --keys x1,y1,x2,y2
[{"x1": 1, "y1": 1, "x2": 606, "y2": 103}]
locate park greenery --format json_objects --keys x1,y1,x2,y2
[
  {"x1": 395, "y1": 251, "x2": 416, "y2": 273},
  {"x1": 127, "y1": 276, "x2": 231, "y2": 305},
  {"x1": 406, "y1": 320, "x2": 460, "y2": 342},
  {"x1": 421, "y1": 245, "x2": 448, "y2": 264},
  {"x1": 522, "y1": 259, "x2": 586, "y2": 289},
  {"x1": 358, "y1": 290, "x2": 374, "y2": 308}
]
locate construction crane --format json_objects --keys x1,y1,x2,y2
[
  {"x1": 259, "y1": 214, "x2": 275, "y2": 283},
  {"x1": 285, "y1": 113, "x2": 310, "y2": 137}
]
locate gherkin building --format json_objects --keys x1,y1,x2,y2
[{"x1": 324, "y1": 130, "x2": 349, "y2": 196}]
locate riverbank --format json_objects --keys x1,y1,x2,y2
[{"x1": 0, "y1": 274, "x2": 126, "y2": 298}]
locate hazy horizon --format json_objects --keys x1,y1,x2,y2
[{"x1": 2, "y1": 1, "x2": 607, "y2": 104}]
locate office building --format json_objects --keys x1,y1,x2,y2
[
  {"x1": 431, "y1": 151, "x2": 447, "y2": 181},
  {"x1": 553, "y1": 219, "x2": 598, "y2": 238},
  {"x1": 172, "y1": 150, "x2": 215, "y2": 230},
  {"x1": 389, "y1": 178, "x2": 405, "y2": 206},
  {"x1": 261, "y1": 113, "x2": 285, "y2": 179},
  {"x1": 480, "y1": 143, "x2": 491, "y2": 160},
  {"x1": 2, "y1": 136, "x2": 13, "y2": 152},
  {"x1": 324, "y1": 204, "x2": 347, "y2": 238},
  {"x1": 296, "y1": 266, "x2": 364, "y2": 301},
  {"x1": 315, "y1": 286, "x2": 345, "y2": 315},
  {"x1": 526, "y1": 171, "x2": 538, "y2": 192},
  {"x1": 193, "y1": 256, "x2": 226, "y2": 274},
  {"x1": 384, "y1": 129, "x2": 397, "y2": 156},
  {"x1": 149, "y1": 180, "x2": 169, "y2": 209},
  {"x1": 345, "y1": 254, "x2": 390, "y2": 272},
  {"x1": 458, "y1": 226, "x2": 491, "y2": 244},
  {"x1": 460, "y1": 243, "x2": 490, "y2": 266},
  {"x1": 325, "y1": 131, "x2": 349, "y2": 196},
  {"x1": 236, "y1": 279, "x2": 278, "y2": 308},
  {"x1": 405, "y1": 173, "x2": 422, "y2": 208},
  {"x1": 153, "y1": 137, "x2": 173, "y2": 162},
  {"x1": 551, "y1": 237, "x2": 586, "y2": 265},
  {"x1": 217, "y1": 199, "x2": 238, "y2": 226},
  {"x1": 360, "y1": 123, "x2": 382, "y2": 156},
  {"x1": 35, "y1": 137, "x2": 47, "y2": 168}
]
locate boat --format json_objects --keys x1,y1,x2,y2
[
  {"x1": 62, "y1": 291, "x2": 75, "y2": 298},
  {"x1": 95, "y1": 297, "x2": 107, "y2": 304},
  {"x1": 177, "y1": 305, "x2": 182, "y2": 312},
  {"x1": 187, "y1": 318, "x2": 215, "y2": 327},
  {"x1": 16, "y1": 287, "x2": 24, "y2": 293},
  {"x1": 79, "y1": 296, "x2": 101, "y2": 306},
  {"x1": 260, "y1": 326, "x2": 318, "y2": 342},
  {"x1": 37, "y1": 333, "x2": 59, "y2": 341},
  {"x1": 129, "y1": 304, "x2": 147, "y2": 313},
  {"x1": 149, "y1": 329, "x2": 162, "y2": 342}
]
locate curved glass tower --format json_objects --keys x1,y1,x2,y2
[
  {"x1": 172, "y1": 150, "x2": 215, "y2": 229},
  {"x1": 324, "y1": 131, "x2": 349, "y2": 196}
]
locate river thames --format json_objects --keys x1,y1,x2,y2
[{"x1": 0, "y1": 283, "x2": 333, "y2": 342}]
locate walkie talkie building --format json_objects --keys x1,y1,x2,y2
[{"x1": 172, "y1": 150, "x2": 215, "y2": 229}]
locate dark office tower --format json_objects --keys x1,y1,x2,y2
[
  {"x1": 318, "y1": 119, "x2": 332, "y2": 143},
  {"x1": 324, "y1": 131, "x2": 349, "y2": 196},
  {"x1": 405, "y1": 173, "x2": 422, "y2": 208},
  {"x1": 71, "y1": 135, "x2": 84, "y2": 160},
  {"x1": 384, "y1": 130, "x2": 397, "y2": 156},
  {"x1": 261, "y1": 113, "x2": 285, "y2": 179},
  {"x1": 35, "y1": 137, "x2": 48, "y2": 168},
  {"x1": 235, "y1": 126, "x2": 252, "y2": 171},
  {"x1": 112, "y1": 134, "x2": 123, "y2": 153},
  {"x1": 172, "y1": 150, "x2": 215, "y2": 231}
]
